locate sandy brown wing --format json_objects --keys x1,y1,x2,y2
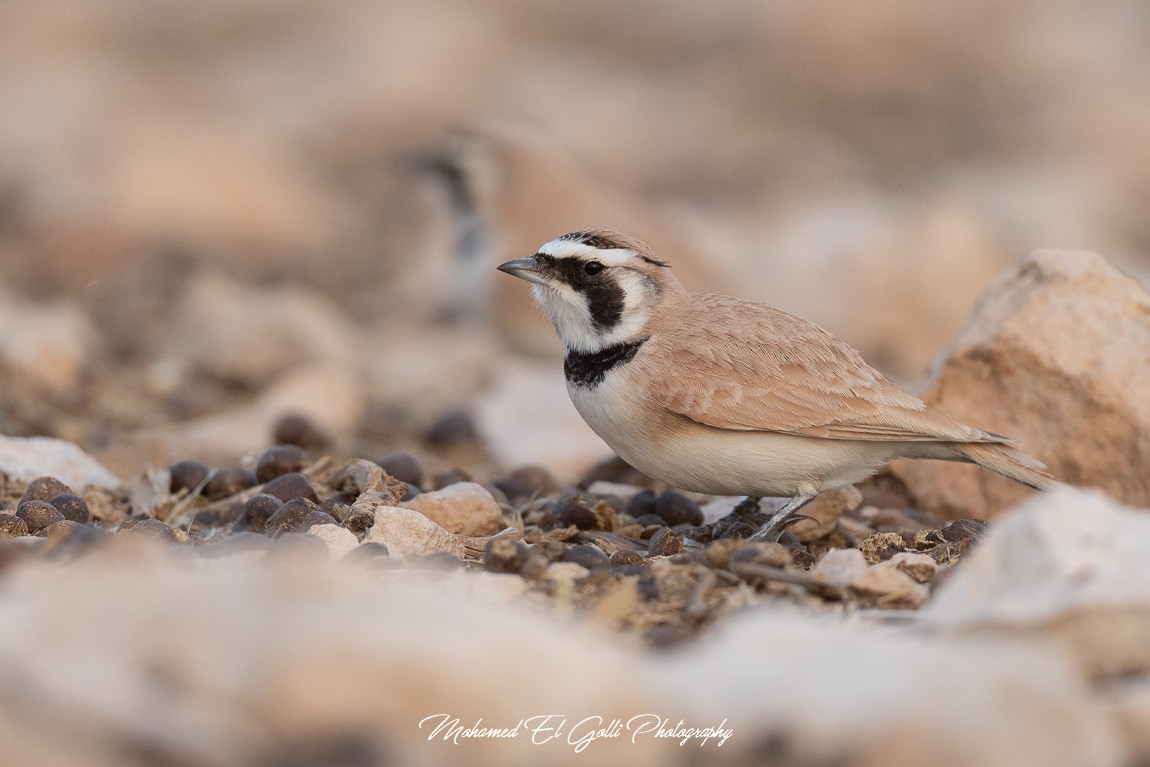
[{"x1": 652, "y1": 295, "x2": 986, "y2": 442}]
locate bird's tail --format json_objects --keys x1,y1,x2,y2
[{"x1": 950, "y1": 441, "x2": 1056, "y2": 490}]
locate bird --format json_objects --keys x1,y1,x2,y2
[
  {"x1": 416, "y1": 126, "x2": 728, "y2": 357},
  {"x1": 497, "y1": 228, "x2": 1054, "y2": 542}
]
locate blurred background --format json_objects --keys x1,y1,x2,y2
[{"x1": 0, "y1": 0, "x2": 1147, "y2": 481}]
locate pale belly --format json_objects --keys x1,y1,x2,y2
[{"x1": 569, "y1": 378, "x2": 914, "y2": 497}]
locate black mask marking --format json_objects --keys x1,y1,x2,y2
[
  {"x1": 564, "y1": 337, "x2": 649, "y2": 388},
  {"x1": 536, "y1": 254, "x2": 626, "y2": 332}
]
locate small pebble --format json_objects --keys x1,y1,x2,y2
[
  {"x1": 860, "y1": 531, "x2": 908, "y2": 564},
  {"x1": 237, "y1": 493, "x2": 283, "y2": 533},
  {"x1": 204, "y1": 466, "x2": 258, "y2": 500},
  {"x1": 637, "y1": 575, "x2": 660, "y2": 600},
  {"x1": 562, "y1": 543, "x2": 610, "y2": 570},
  {"x1": 0, "y1": 513, "x2": 29, "y2": 537},
  {"x1": 343, "y1": 541, "x2": 391, "y2": 562},
  {"x1": 270, "y1": 532, "x2": 330, "y2": 562},
  {"x1": 609, "y1": 549, "x2": 645, "y2": 568},
  {"x1": 168, "y1": 460, "x2": 211, "y2": 494},
  {"x1": 703, "y1": 538, "x2": 742, "y2": 569},
  {"x1": 424, "y1": 410, "x2": 479, "y2": 448},
  {"x1": 493, "y1": 465, "x2": 558, "y2": 502},
  {"x1": 411, "y1": 551, "x2": 466, "y2": 571},
  {"x1": 48, "y1": 493, "x2": 90, "y2": 524},
  {"x1": 624, "y1": 488, "x2": 658, "y2": 519},
  {"x1": 559, "y1": 498, "x2": 598, "y2": 531},
  {"x1": 655, "y1": 489, "x2": 703, "y2": 527},
  {"x1": 261, "y1": 472, "x2": 320, "y2": 503},
  {"x1": 484, "y1": 536, "x2": 529, "y2": 574},
  {"x1": 430, "y1": 468, "x2": 471, "y2": 490},
  {"x1": 648, "y1": 528, "x2": 683, "y2": 557},
  {"x1": 376, "y1": 453, "x2": 424, "y2": 487},
  {"x1": 343, "y1": 507, "x2": 376, "y2": 534},
  {"x1": 272, "y1": 412, "x2": 330, "y2": 451},
  {"x1": 730, "y1": 542, "x2": 792, "y2": 569},
  {"x1": 265, "y1": 498, "x2": 336, "y2": 538},
  {"x1": 519, "y1": 553, "x2": 551, "y2": 580},
  {"x1": 117, "y1": 518, "x2": 179, "y2": 543},
  {"x1": 204, "y1": 531, "x2": 274, "y2": 558},
  {"x1": 19, "y1": 476, "x2": 72, "y2": 506},
  {"x1": 17, "y1": 500, "x2": 64, "y2": 534},
  {"x1": 41, "y1": 520, "x2": 110, "y2": 558},
  {"x1": 255, "y1": 444, "x2": 311, "y2": 484},
  {"x1": 940, "y1": 519, "x2": 989, "y2": 544},
  {"x1": 634, "y1": 513, "x2": 667, "y2": 528}
]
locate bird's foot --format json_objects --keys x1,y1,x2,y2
[{"x1": 747, "y1": 494, "x2": 817, "y2": 543}]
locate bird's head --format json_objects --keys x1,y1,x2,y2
[{"x1": 497, "y1": 230, "x2": 682, "y2": 353}]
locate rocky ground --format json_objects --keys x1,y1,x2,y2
[{"x1": 0, "y1": 246, "x2": 1149, "y2": 767}]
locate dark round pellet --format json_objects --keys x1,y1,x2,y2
[
  {"x1": 343, "y1": 541, "x2": 390, "y2": 561},
  {"x1": 237, "y1": 493, "x2": 282, "y2": 533},
  {"x1": 376, "y1": 453, "x2": 424, "y2": 487},
  {"x1": 424, "y1": 410, "x2": 479, "y2": 448},
  {"x1": 624, "y1": 488, "x2": 658, "y2": 519},
  {"x1": 48, "y1": 493, "x2": 90, "y2": 524},
  {"x1": 0, "y1": 513, "x2": 29, "y2": 537},
  {"x1": 493, "y1": 465, "x2": 558, "y2": 503},
  {"x1": 610, "y1": 549, "x2": 645, "y2": 568},
  {"x1": 558, "y1": 494, "x2": 599, "y2": 530},
  {"x1": 655, "y1": 490, "x2": 703, "y2": 527},
  {"x1": 261, "y1": 472, "x2": 319, "y2": 503},
  {"x1": 484, "y1": 536, "x2": 529, "y2": 574},
  {"x1": 411, "y1": 551, "x2": 465, "y2": 571},
  {"x1": 42, "y1": 520, "x2": 110, "y2": 558},
  {"x1": 648, "y1": 528, "x2": 684, "y2": 557},
  {"x1": 117, "y1": 518, "x2": 179, "y2": 543},
  {"x1": 562, "y1": 543, "x2": 610, "y2": 570},
  {"x1": 272, "y1": 412, "x2": 330, "y2": 451},
  {"x1": 264, "y1": 498, "x2": 335, "y2": 538},
  {"x1": 19, "y1": 476, "x2": 72, "y2": 506},
  {"x1": 204, "y1": 466, "x2": 258, "y2": 500},
  {"x1": 255, "y1": 444, "x2": 311, "y2": 484},
  {"x1": 634, "y1": 513, "x2": 667, "y2": 528},
  {"x1": 17, "y1": 500, "x2": 65, "y2": 534},
  {"x1": 168, "y1": 460, "x2": 211, "y2": 494}
]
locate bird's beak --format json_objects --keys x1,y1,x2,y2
[{"x1": 497, "y1": 257, "x2": 549, "y2": 286}]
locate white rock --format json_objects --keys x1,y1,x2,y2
[
  {"x1": 810, "y1": 547, "x2": 869, "y2": 590},
  {"x1": 362, "y1": 505, "x2": 463, "y2": 560},
  {"x1": 544, "y1": 561, "x2": 590, "y2": 582},
  {"x1": 850, "y1": 561, "x2": 930, "y2": 609},
  {"x1": 306, "y1": 524, "x2": 359, "y2": 559},
  {"x1": 0, "y1": 435, "x2": 121, "y2": 489},
  {"x1": 656, "y1": 611, "x2": 1124, "y2": 767},
  {"x1": 892, "y1": 249, "x2": 1150, "y2": 519},
  {"x1": 927, "y1": 487, "x2": 1150, "y2": 678},
  {"x1": 402, "y1": 482, "x2": 502, "y2": 536}
]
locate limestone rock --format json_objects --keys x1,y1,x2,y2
[
  {"x1": 789, "y1": 485, "x2": 862, "y2": 542},
  {"x1": 850, "y1": 560, "x2": 929, "y2": 608},
  {"x1": 891, "y1": 249, "x2": 1150, "y2": 520},
  {"x1": 927, "y1": 487, "x2": 1150, "y2": 679},
  {"x1": 810, "y1": 548, "x2": 869, "y2": 590},
  {"x1": 0, "y1": 435, "x2": 122, "y2": 490},
  {"x1": 306, "y1": 524, "x2": 359, "y2": 559},
  {"x1": 401, "y1": 482, "x2": 503, "y2": 536},
  {"x1": 657, "y1": 610, "x2": 1124, "y2": 767},
  {"x1": 362, "y1": 505, "x2": 464, "y2": 560}
]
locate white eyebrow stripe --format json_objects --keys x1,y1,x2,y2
[{"x1": 538, "y1": 239, "x2": 636, "y2": 266}]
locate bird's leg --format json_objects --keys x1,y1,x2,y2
[{"x1": 747, "y1": 494, "x2": 817, "y2": 543}]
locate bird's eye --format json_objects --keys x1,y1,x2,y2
[{"x1": 583, "y1": 261, "x2": 605, "y2": 275}]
